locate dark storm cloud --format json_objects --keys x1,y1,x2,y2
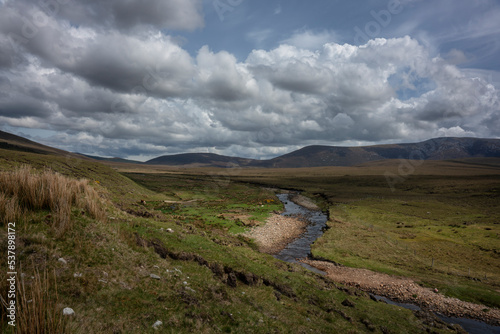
[
  {"x1": 0, "y1": 0, "x2": 498, "y2": 160},
  {"x1": 15, "y1": 0, "x2": 205, "y2": 32}
]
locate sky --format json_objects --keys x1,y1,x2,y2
[{"x1": 0, "y1": 0, "x2": 499, "y2": 161}]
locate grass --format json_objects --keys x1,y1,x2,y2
[
  {"x1": 0, "y1": 148, "x2": 484, "y2": 332},
  {"x1": 123, "y1": 172, "x2": 283, "y2": 234},
  {"x1": 221, "y1": 162, "x2": 500, "y2": 309},
  {"x1": 14, "y1": 268, "x2": 69, "y2": 334},
  {"x1": 0, "y1": 166, "x2": 106, "y2": 236}
]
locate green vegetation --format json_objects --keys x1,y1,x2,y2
[
  {"x1": 124, "y1": 172, "x2": 282, "y2": 234},
  {"x1": 227, "y1": 162, "x2": 500, "y2": 309},
  {"x1": 0, "y1": 148, "x2": 459, "y2": 333}
]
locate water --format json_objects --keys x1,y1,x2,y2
[
  {"x1": 273, "y1": 193, "x2": 328, "y2": 275},
  {"x1": 374, "y1": 296, "x2": 500, "y2": 334},
  {"x1": 273, "y1": 193, "x2": 500, "y2": 334},
  {"x1": 437, "y1": 315, "x2": 500, "y2": 334}
]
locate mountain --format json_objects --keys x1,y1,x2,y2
[
  {"x1": 264, "y1": 137, "x2": 500, "y2": 168},
  {"x1": 2, "y1": 130, "x2": 499, "y2": 168},
  {"x1": 146, "y1": 152, "x2": 257, "y2": 167},
  {"x1": 148, "y1": 137, "x2": 500, "y2": 168},
  {"x1": 82, "y1": 154, "x2": 141, "y2": 164}
]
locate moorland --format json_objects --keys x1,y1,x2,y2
[{"x1": 1, "y1": 131, "x2": 499, "y2": 333}]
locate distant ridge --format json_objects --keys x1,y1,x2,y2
[
  {"x1": 146, "y1": 153, "x2": 256, "y2": 167},
  {"x1": 82, "y1": 154, "x2": 141, "y2": 164},
  {"x1": 147, "y1": 137, "x2": 500, "y2": 168},
  {"x1": 1, "y1": 130, "x2": 499, "y2": 168}
]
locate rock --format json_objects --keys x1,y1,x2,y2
[
  {"x1": 166, "y1": 228, "x2": 174, "y2": 233},
  {"x1": 150, "y1": 274, "x2": 161, "y2": 280},
  {"x1": 152, "y1": 320, "x2": 162, "y2": 330},
  {"x1": 62, "y1": 307, "x2": 75, "y2": 316},
  {"x1": 58, "y1": 258, "x2": 67, "y2": 265}
]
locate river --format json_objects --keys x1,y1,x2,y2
[
  {"x1": 274, "y1": 193, "x2": 500, "y2": 334},
  {"x1": 273, "y1": 193, "x2": 328, "y2": 275}
]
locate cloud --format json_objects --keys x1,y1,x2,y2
[
  {"x1": 29, "y1": 0, "x2": 205, "y2": 32},
  {"x1": 281, "y1": 29, "x2": 339, "y2": 50},
  {"x1": 437, "y1": 126, "x2": 475, "y2": 137},
  {"x1": 0, "y1": 0, "x2": 498, "y2": 160},
  {"x1": 196, "y1": 46, "x2": 258, "y2": 102}
]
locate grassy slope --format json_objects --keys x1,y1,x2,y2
[
  {"x1": 0, "y1": 149, "x2": 457, "y2": 333},
  {"x1": 220, "y1": 160, "x2": 500, "y2": 310}
]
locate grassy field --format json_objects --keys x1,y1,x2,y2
[
  {"x1": 207, "y1": 159, "x2": 500, "y2": 309},
  {"x1": 0, "y1": 148, "x2": 463, "y2": 333}
]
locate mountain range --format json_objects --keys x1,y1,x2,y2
[
  {"x1": 146, "y1": 137, "x2": 500, "y2": 168},
  {"x1": 1, "y1": 130, "x2": 500, "y2": 168}
]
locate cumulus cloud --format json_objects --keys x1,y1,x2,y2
[
  {"x1": 281, "y1": 29, "x2": 339, "y2": 50},
  {"x1": 0, "y1": 0, "x2": 498, "y2": 160}
]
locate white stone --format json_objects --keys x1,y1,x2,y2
[
  {"x1": 63, "y1": 307, "x2": 75, "y2": 316},
  {"x1": 152, "y1": 320, "x2": 163, "y2": 330},
  {"x1": 58, "y1": 258, "x2": 67, "y2": 265},
  {"x1": 150, "y1": 274, "x2": 161, "y2": 280}
]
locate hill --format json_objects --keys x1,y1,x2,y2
[
  {"x1": 146, "y1": 152, "x2": 257, "y2": 167},
  {"x1": 0, "y1": 130, "x2": 86, "y2": 159},
  {"x1": 147, "y1": 137, "x2": 500, "y2": 168},
  {"x1": 82, "y1": 154, "x2": 142, "y2": 164}
]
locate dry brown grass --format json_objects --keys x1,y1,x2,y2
[
  {"x1": 0, "y1": 166, "x2": 106, "y2": 235},
  {"x1": 16, "y1": 269, "x2": 69, "y2": 334}
]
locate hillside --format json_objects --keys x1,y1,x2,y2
[
  {"x1": 1, "y1": 133, "x2": 463, "y2": 333},
  {"x1": 0, "y1": 130, "x2": 87, "y2": 159},
  {"x1": 146, "y1": 137, "x2": 500, "y2": 168}
]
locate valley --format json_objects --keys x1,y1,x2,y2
[{"x1": 0, "y1": 131, "x2": 499, "y2": 333}]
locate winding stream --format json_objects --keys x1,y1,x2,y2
[
  {"x1": 274, "y1": 193, "x2": 500, "y2": 334},
  {"x1": 273, "y1": 193, "x2": 328, "y2": 275}
]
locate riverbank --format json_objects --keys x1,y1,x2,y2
[
  {"x1": 242, "y1": 213, "x2": 309, "y2": 254},
  {"x1": 301, "y1": 259, "x2": 500, "y2": 326},
  {"x1": 246, "y1": 192, "x2": 500, "y2": 327},
  {"x1": 288, "y1": 193, "x2": 320, "y2": 211}
]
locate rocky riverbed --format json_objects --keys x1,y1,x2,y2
[
  {"x1": 244, "y1": 192, "x2": 500, "y2": 329},
  {"x1": 242, "y1": 213, "x2": 309, "y2": 254},
  {"x1": 301, "y1": 259, "x2": 500, "y2": 326}
]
